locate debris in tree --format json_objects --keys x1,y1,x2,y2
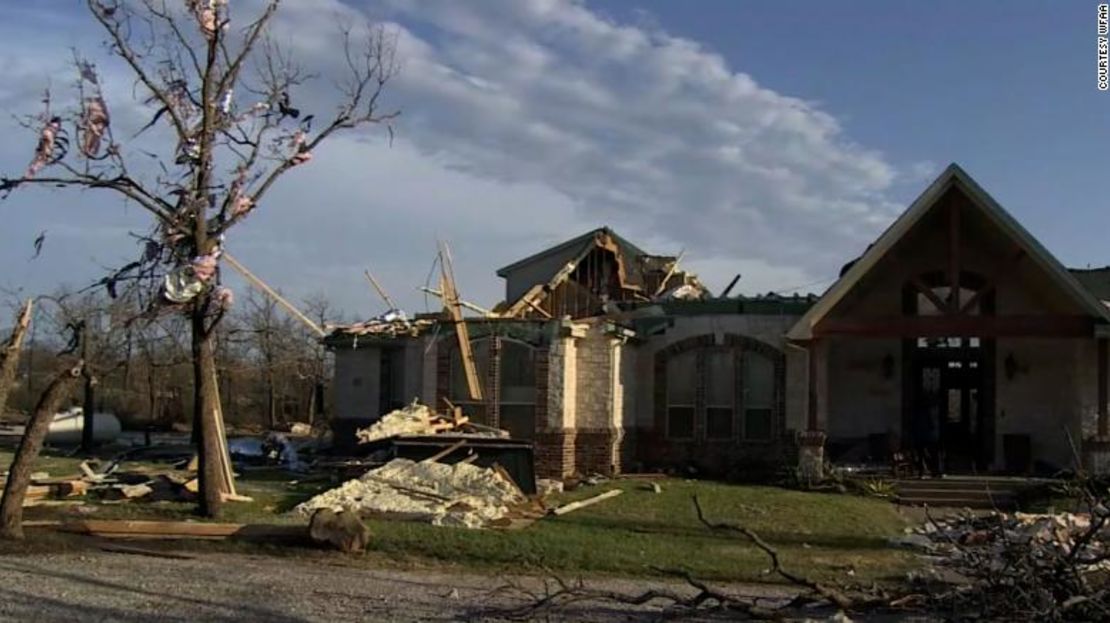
[
  {"x1": 550, "y1": 489, "x2": 623, "y2": 516},
  {"x1": 296, "y1": 458, "x2": 527, "y2": 529},
  {"x1": 25, "y1": 117, "x2": 65, "y2": 178},
  {"x1": 79, "y1": 96, "x2": 110, "y2": 158},
  {"x1": 309, "y1": 508, "x2": 371, "y2": 553}
]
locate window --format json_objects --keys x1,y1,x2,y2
[
  {"x1": 499, "y1": 340, "x2": 537, "y2": 440},
  {"x1": 705, "y1": 350, "x2": 734, "y2": 439},
  {"x1": 449, "y1": 338, "x2": 491, "y2": 424},
  {"x1": 666, "y1": 352, "x2": 696, "y2": 438},
  {"x1": 659, "y1": 338, "x2": 781, "y2": 442},
  {"x1": 743, "y1": 351, "x2": 774, "y2": 440}
]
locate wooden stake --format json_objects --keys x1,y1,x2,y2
[{"x1": 222, "y1": 252, "x2": 325, "y2": 337}]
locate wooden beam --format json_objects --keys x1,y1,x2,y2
[
  {"x1": 948, "y1": 200, "x2": 961, "y2": 312},
  {"x1": 814, "y1": 315, "x2": 1096, "y2": 338},
  {"x1": 364, "y1": 268, "x2": 398, "y2": 311},
  {"x1": 652, "y1": 250, "x2": 685, "y2": 298},
  {"x1": 959, "y1": 283, "x2": 995, "y2": 315},
  {"x1": 439, "y1": 242, "x2": 483, "y2": 401},
  {"x1": 420, "y1": 287, "x2": 494, "y2": 316},
  {"x1": 223, "y1": 252, "x2": 325, "y2": 337},
  {"x1": 1100, "y1": 338, "x2": 1108, "y2": 438},
  {"x1": 910, "y1": 276, "x2": 948, "y2": 314}
]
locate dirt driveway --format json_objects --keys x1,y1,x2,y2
[{"x1": 0, "y1": 550, "x2": 798, "y2": 622}]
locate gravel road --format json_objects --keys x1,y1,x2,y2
[{"x1": 0, "y1": 550, "x2": 798, "y2": 622}]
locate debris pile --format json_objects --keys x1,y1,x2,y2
[
  {"x1": 326, "y1": 310, "x2": 434, "y2": 339},
  {"x1": 295, "y1": 458, "x2": 526, "y2": 528},
  {"x1": 354, "y1": 401, "x2": 504, "y2": 445},
  {"x1": 894, "y1": 508, "x2": 1110, "y2": 619}
]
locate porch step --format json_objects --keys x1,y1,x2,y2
[{"x1": 892, "y1": 477, "x2": 1033, "y2": 510}]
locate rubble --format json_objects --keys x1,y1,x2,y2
[
  {"x1": 326, "y1": 310, "x2": 434, "y2": 339},
  {"x1": 294, "y1": 458, "x2": 526, "y2": 529},
  {"x1": 897, "y1": 507, "x2": 1110, "y2": 618},
  {"x1": 354, "y1": 400, "x2": 503, "y2": 445},
  {"x1": 355, "y1": 401, "x2": 438, "y2": 444}
]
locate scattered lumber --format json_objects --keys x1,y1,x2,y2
[
  {"x1": 422, "y1": 439, "x2": 467, "y2": 464},
  {"x1": 61, "y1": 520, "x2": 245, "y2": 540},
  {"x1": 550, "y1": 489, "x2": 623, "y2": 516}
]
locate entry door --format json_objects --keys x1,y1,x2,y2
[
  {"x1": 939, "y1": 362, "x2": 980, "y2": 472},
  {"x1": 913, "y1": 357, "x2": 983, "y2": 472}
]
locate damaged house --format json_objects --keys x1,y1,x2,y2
[{"x1": 327, "y1": 164, "x2": 1110, "y2": 480}]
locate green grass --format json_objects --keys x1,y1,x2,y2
[
  {"x1": 2, "y1": 448, "x2": 916, "y2": 584},
  {"x1": 360, "y1": 480, "x2": 914, "y2": 583}
]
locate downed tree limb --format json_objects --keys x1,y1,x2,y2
[
  {"x1": 0, "y1": 361, "x2": 83, "y2": 540},
  {"x1": 551, "y1": 489, "x2": 623, "y2": 516},
  {"x1": 692, "y1": 495, "x2": 856, "y2": 610},
  {"x1": 0, "y1": 299, "x2": 33, "y2": 420}
]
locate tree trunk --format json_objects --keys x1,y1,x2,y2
[
  {"x1": 0, "y1": 300, "x2": 33, "y2": 420},
  {"x1": 192, "y1": 309, "x2": 226, "y2": 518},
  {"x1": 0, "y1": 362, "x2": 82, "y2": 540},
  {"x1": 80, "y1": 328, "x2": 95, "y2": 453},
  {"x1": 267, "y1": 370, "x2": 276, "y2": 430}
]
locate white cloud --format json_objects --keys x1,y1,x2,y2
[{"x1": 0, "y1": 0, "x2": 906, "y2": 319}]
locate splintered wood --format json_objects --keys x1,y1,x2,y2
[{"x1": 438, "y1": 241, "x2": 482, "y2": 401}]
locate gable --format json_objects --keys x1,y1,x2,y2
[{"x1": 787, "y1": 164, "x2": 1110, "y2": 340}]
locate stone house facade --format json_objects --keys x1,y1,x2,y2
[{"x1": 328, "y1": 164, "x2": 1110, "y2": 479}]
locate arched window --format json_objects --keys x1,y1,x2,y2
[{"x1": 658, "y1": 335, "x2": 783, "y2": 442}]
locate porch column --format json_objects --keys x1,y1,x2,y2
[
  {"x1": 807, "y1": 339, "x2": 820, "y2": 431},
  {"x1": 799, "y1": 339, "x2": 825, "y2": 482},
  {"x1": 1099, "y1": 338, "x2": 1108, "y2": 438}
]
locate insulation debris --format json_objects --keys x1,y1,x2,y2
[
  {"x1": 355, "y1": 401, "x2": 437, "y2": 444},
  {"x1": 354, "y1": 400, "x2": 501, "y2": 445},
  {"x1": 295, "y1": 458, "x2": 525, "y2": 529}
]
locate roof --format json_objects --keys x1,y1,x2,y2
[
  {"x1": 787, "y1": 163, "x2": 1110, "y2": 340},
  {"x1": 495, "y1": 227, "x2": 650, "y2": 277},
  {"x1": 1069, "y1": 267, "x2": 1110, "y2": 302}
]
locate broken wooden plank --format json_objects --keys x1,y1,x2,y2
[
  {"x1": 223, "y1": 252, "x2": 326, "y2": 338},
  {"x1": 364, "y1": 268, "x2": 399, "y2": 311},
  {"x1": 551, "y1": 489, "x2": 623, "y2": 516},
  {"x1": 61, "y1": 520, "x2": 246, "y2": 539},
  {"x1": 439, "y1": 241, "x2": 483, "y2": 401},
  {"x1": 422, "y1": 440, "x2": 467, "y2": 464},
  {"x1": 420, "y1": 286, "x2": 495, "y2": 316}
]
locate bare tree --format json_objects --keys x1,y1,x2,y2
[{"x1": 0, "y1": 1, "x2": 397, "y2": 517}]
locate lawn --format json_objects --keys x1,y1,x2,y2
[{"x1": 1, "y1": 448, "x2": 916, "y2": 584}]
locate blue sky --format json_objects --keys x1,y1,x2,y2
[
  {"x1": 593, "y1": 0, "x2": 1110, "y2": 264},
  {"x1": 1, "y1": 1, "x2": 1108, "y2": 319}
]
